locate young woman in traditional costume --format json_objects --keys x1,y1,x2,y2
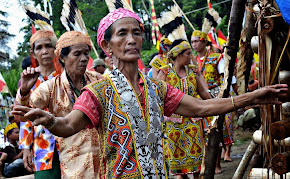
[
  {"x1": 12, "y1": 8, "x2": 288, "y2": 179},
  {"x1": 157, "y1": 39, "x2": 211, "y2": 178},
  {"x1": 16, "y1": 31, "x2": 102, "y2": 178}
]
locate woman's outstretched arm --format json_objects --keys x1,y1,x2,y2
[
  {"x1": 12, "y1": 105, "x2": 90, "y2": 137},
  {"x1": 175, "y1": 84, "x2": 288, "y2": 118}
]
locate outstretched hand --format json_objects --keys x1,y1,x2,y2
[
  {"x1": 252, "y1": 84, "x2": 288, "y2": 105},
  {"x1": 20, "y1": 67, "x2": 41, "y2": 96},
  {"x1": 11, "y1": 105, "x2": 53, "y2": 126}
]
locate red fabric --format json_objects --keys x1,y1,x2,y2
[
  {"x1": 138, "y1": 59, "x2": 146, "y2": 73},
  {"x1": 87, "y1": 57, "x2": 94, "y2": 71},
  {"x1": 0, "y1": 80, "x2": 6, "y2": 92},
  {"x1": 208, "y1": 32, "x2": 217, "y2": 45},
  {"x1": 218, "y1": 29, "x2": 227, "y2": 41},
  {"x1": 32, "y1": 24, "x2": 37, "y2": 34},
  {"x1": 73, "y1": 79, "x2": 184, "y2": 127}
]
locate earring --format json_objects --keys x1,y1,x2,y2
[{"x1": 109, "y1": 52, "x2": 113, "y2": 57}]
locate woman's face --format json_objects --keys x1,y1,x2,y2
[
  {"x1": 108, "y1": 18, "x2": 143, "y2": 62},
  {"x1": 191, "y1": 36, "x2": 206, "y2": 53},
  {"x1": 63, "y1": 44, "x2": 90, "y2": 75},
  {"x1": 32, "y1": 38, "x2": 55, "y2": 67},
  {"x1": 177, "y1": 49, "x2": 192, "y2": 66}
]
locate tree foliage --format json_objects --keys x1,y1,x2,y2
[{"x1": 15, "y1": 0, "x2": 232, "y2": 68}]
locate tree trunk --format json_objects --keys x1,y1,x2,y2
[{"x1": 203, "y1": 0, "x2": 247, "y2": 178}]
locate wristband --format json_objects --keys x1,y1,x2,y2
[
  {"x1": 231, "y1": 96, "x2": 237, "y2": 111},
  {"x1": 44, "y1": 113, "x2": 58, "y2": 130}
]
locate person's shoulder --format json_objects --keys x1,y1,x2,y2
[{"x1": 85, "y1": 70, "x2": 104, "y2": 81}]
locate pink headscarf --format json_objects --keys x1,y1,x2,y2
[{"x1": 97, "y1": 8, "x2": 143, "y2": 55}]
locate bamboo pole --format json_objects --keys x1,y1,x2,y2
[
  {"x1": 270, "y1": 28, "x2": 290, "y2": 85},
  {"x1": 253, "y1": 130, "x2": 290, "y2": 146},
  {"x1": 171, "y1": 0, "x2": 195, "y2": 31},
  {"x1": 233, "y1": 140, "x2": 259, "y2": 179},
  {"x1": 248, "y1": 168, "x2": 290, "y2": 178}
]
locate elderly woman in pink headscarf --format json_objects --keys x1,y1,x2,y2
[{"x1": 12, "y1": 8, "x2": 288, "y2": 178}]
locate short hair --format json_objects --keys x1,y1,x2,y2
[{"x1": 100, "y1": 50, "x2": 107, "y2": 59}]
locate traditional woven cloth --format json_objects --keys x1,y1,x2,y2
[
  {"x1": 160, "y1": 64, "x2": 203, "y2": 175},
  {"x1": 97, "y1": 8, "x2": 143, "y2": 55},
  {"x1": 167, "y1": 41, "x2": 191, "y2": 59},
  {"x1": 191, "y1": 30, "x2": 208, "y2": 41},
  {"x1": 54, "y1": 31, "x2": 91, "y2": 57},
  {"x1": 85, "y1": 68, "x2": 167, "y2": 178},
  {"x1": 196, "y1": 52, "x2": 222, "y2": 90}
]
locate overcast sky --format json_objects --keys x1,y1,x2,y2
[{"x1": 0, "y1": 0, "x2": 28, "y2": 57}]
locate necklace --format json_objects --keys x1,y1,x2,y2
[{"x1": 66, "y1": 72, "x2": 86, "y2": 104}]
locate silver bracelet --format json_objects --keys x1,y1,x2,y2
[{"x1": 44, "y1": 113, "x2": 58, "y2": 130}]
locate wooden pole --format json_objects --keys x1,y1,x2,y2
[
  {"x1": 203, "y1": 0, "x2": 246, "y2": 178},
  {"x1": 233, "y1": 140, "x2": 259, "y2": 179},
  {"x1": 171, "y1": 0, "x2": 195, "y2": 31},
  {"x1": 236, "y1": 0, "x2": 256, "y2": 94}
]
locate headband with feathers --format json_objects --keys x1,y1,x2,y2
[{"x1": 157, "y1": 5, "x2": 187, "y2": 43}]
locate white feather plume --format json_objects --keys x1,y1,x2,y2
[
  {"x1": 22, "y1": 4, "x2": 54, "y2": 31},
  {"x1": 105, "y1": 0, "x2": 133, "y2": 12},
  {"x1": 60, "y1": 0, "x2": 88, "y2": 35},
  {"x1": 158, "y1": 5, "x2": 187, "y2": 42}
]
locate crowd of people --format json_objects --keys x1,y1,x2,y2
[{"x1": 0, "y1": 5, "x2": 287, "y2": 179}]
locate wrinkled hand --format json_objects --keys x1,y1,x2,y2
[
  {"x1": 23, "y1": 149, "x2": 33, "y2": 173},
  {"x1": 20, "y1": 67, "x2": 41, "y2": 96},
  {"x1": 12, "y1": 105, "x2": 53, "y2": 126},
  {"x1": 252, "y1": 84, "x2": 288, "y2": 105}
]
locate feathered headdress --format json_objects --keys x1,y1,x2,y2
[
  {"x1": 157, "y1": 5, "x2": 187, "y2": 43},
  {"x1": 60, "y1": 0, "x2": 88, "y2": 35},
  {"x1": 60, "y1": 0, "x2": 99, "y2": 57},
  {"x1": 202, "y1": 7, "x2": 221, "y2": 35},
  {"x1": 22, "y1": 4, "x2": 54, "y2": 32},
  {"x1": 22, "y1": 4, "x2": 62, "y2": 73},
  {"x1": 105, "y1": 0, "x2": 133, "y2": 12}
]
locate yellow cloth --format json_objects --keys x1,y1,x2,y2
[
  {"x1": 161, "y1": 36, "x2": 172, "y2": 46},
  {"x1": 191, "y1": 30, "x2": 208, "y2": 41},
  {"x1": 167, "y1": 41, "x2": 191, "y2": 59}
]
